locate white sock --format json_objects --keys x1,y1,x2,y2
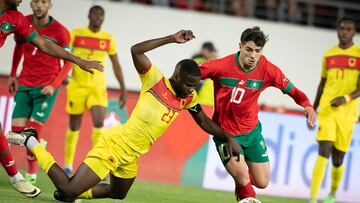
[
  {"x1": 26, "y1": 136, "x2": 40, "y2": 150},
  {"x1": 10, "y1": 172, "x2": 24, "y2": 184}
]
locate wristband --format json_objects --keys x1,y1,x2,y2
[{"x1": 344, "y1": 95, "x2": 351, "y2": 103}]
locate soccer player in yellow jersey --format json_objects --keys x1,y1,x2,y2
[
  {"x1": 309, "y1": 17, "x2": 360, "y2": 203},
  {"x1": 6, "y1": 30, "x2": 241, "y2": 201},
  {"x1": 64, "y1": 5, "x2": 127, "y2": 175},
  {"x1": 191, "y1": 42, "x2": 217, "y2": 106}
]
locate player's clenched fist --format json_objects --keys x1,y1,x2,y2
[{"x1": 172, "y1": 30, "x2": 195, "y2": 44}]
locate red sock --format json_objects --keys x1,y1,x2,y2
[
  {"x1": 236, "y1": 182, "x2": 256, "y2": 200},
  {"x1": 27, "y1": 121, "x2": 42, "y2": 136},
  {"x1": 0, "y1": 134, "x2": 18, "y2": 177},
  {"x1": 26, "y1": 121, "x2": 43, "y2": 174},
  {"x1": 12, "y1": 126, "x2": 25, "y2": 132}
]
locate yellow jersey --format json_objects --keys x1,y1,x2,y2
[
  {"x1": 69, "y1": 27, "x2": 117, "y2": 87},
  {"x1": 319, "y1": 44, "x2": 360, "y2": 121},
  {"x1": 110, "y1": 65, "x2": 198, "y2": 154}
]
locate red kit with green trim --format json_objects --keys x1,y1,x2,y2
[
  {"x1": 0, "y1": 9, "x2": 37, "y2": 47},
  {"x1": 200, "y1": 52, "x2": 311, "y2": 135}
]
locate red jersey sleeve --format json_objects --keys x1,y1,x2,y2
[
  {"x1": 13, "y1": 12, "x2": 37, "y2": 42},
  {"x1": 267, "y1": 60, "x2": 312, "y2": 108},
  {"x1": 199, "y1": 59, "x2": 220, "y2": 80},
  {"x1": 267, "y1": 61, "x2": 294, "y2": 94}
]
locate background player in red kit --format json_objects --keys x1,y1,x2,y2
[
  {"x1": 9, "y1": 0, "x2": 72, "y2": 185},
  {"x1": 199, "y1": 26, "x2": 317, "y2": 201},
  {"x1": 0, "y1": 0, "x2": 103, "y2": 197}
]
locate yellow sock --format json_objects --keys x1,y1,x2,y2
[
  {"x1": 78, "y1": 189, "x2": 93, "y2": 199},
  {"x1": 91, "y1": 127, "x2": 103, "y2": 146},
  {"x1": 330, "y1": 165, "x2": 343, "y2": 195},
  {"x1": 310, "y1": 155, "x2": 328, "y2": 199},
  {"x1": 32, "y1": 145, "x2": 56, "y2": 174},
  {"x1": 64, "y1": 129, "x2": 79, "y2": 167}
]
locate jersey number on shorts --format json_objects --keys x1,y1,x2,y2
[
  {"x1": 161, "y1": 108, "x2": 175, "y2": 123},
  {"x1": 218, "y1": 143, "x2": 230, "y2": 162},
  {"x1": 230, "y1": 87, "x2": 245, "y2": 104}
]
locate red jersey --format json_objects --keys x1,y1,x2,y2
[
  {"x1": 200, "y1": 52, "x2": 295, "y2": 135},
  {"x1": 0, "y1": 9, "x2": 37, "y2": 47},
  {"x1": 12, "y1": 15, "x2": 70, "y2": 87}
]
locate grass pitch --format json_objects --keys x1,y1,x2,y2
[{"x1": 0, "y1": 169, "x2": 307, "y2": 203}]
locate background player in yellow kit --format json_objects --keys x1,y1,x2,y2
[
  {"x1": 6, "y1": 30, "x2": 241, "y2": 201},
  {"x1": 309, "y1": 16, "x2": 360, "y2": 203},
  {"x1": 64, "y1": 5, "x2": 127, "y2": 175}
]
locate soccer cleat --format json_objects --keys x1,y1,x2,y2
[
  {"x1": 12, "y1": 179, "x2": 41, "y2": 198},
  {"x1": 322, "y1": 195, "x2": 335, "y2": 203},
  {"x1": 25, "y1": 173, "x2": 37, "y2": 185},
  {"x1": 54, "y1": 190, "x2": 75, "y2": 202},
  {"x1": 6, "y1": 128, "x2": 38, "y2": 147},
  {"x1": 309, "y1": 199, "x2": 318, "y2": 203}
]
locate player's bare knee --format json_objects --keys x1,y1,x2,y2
[
  {"x1": 110, "y1": 191, "x2": 127, "y2": 200},
  {"x1": 318, "y1": 147, "x2": 332, "y2": 158},
  {"x1": 255, "y1": 180, "x2": 269, "y2": 189},
  {"x1": 332, "y1": 158, "x2": 343, "y2": 167},
  {"x1": 58, "y1": 188, "x2": 80, "y2": 199}
]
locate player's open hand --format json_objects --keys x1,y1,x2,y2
[
  {"x1": 227, "y1": 136, "x2": 242, "y2": 162},
  {"x1": 304, "y1": 106, "x2": 316, "y2": 129},
  {"x1": 8, "y1": 77, "x2": 17, "y2": 93},
  {"x1": 330, "y1": 96, "x2": 346, "y2": 107},
  {"x1": 173, "y1": 30, "x2": 195, "y2": 44},
  {"x1": 41, "y1": 85, "x2": 55, "y2": 96},
  {"x1": 119, "y1": 89, "x2": 127, "y2": 108},
  {"x1": 77, "y1": 58, "x2": 104, "y2": 74}
]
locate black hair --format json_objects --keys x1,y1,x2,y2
[
  {"x1": 336, "y1": 16, "x2": 356, "y2": 29},
  {"x1": 240, "y1": 26, "x2": 269, "y2": 47},
  {"x1": 89, "y1": 5, "x2": 105, "y2": 14},
  {"x1": 176, "y1": 59, "x2": 201, "y2": 77}
]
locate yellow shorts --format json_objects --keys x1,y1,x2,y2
[
  {"x1": 316, "y1": 116, "x2": 355, "y2": 152},
  {"x1": 66, "y1": 79, "x2": 108, "y2": 115},
  {"x1": 83, "y1": 125, "x2": 139, "y2": 179}
]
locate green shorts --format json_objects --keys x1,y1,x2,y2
[
  {"x1": 12, "y1": 86, "x2": 59, "y2": 123},
  {"x1": 213, "y1": 122, "x2": 269, "y2": 165}
]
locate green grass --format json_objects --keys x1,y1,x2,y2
[{"x1": 0, "y1": 169, "x2": 308, "y2": 203}]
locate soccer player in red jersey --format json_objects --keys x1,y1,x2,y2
[
  {"x1": 6, "y1": 30, "x2": 241, "y2": 202},
  {"x1": 199, "y1": 26, "x2": 317, "y2": 201},
  {"x1": 0, "y1": 0, "x2": 102, "y2": 197},
  {"x1": 9, "y1": 0, "x2": 72, "y2": 185}
]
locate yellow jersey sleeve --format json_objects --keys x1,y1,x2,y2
[
  {"x1": 184, "y1": 91, "x2": 199, "y2": 109},
  {"x1": 139, "y1": 65, "x2": 164, "y2": 93},
  {"x1": 108, "y1": 34, "x2": 117, "y2": 55},
  {"x1": 321, "y1": 56, "x2": 327, "y2": 78}
]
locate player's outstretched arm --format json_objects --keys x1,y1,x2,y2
[
  {"x1": 188, "y1": 104, "x2": 242, "y2": 159},
  {"x1": 109, "y1": 54, "x2": 127, "y2": 108},
  {"x1": 287, "y1": 87, "x2": 317, "y2": 129},
  {"x1": 30, "y1": 36, "x2": 103, "y2": 74},
  {"x1": 131, "y1": 30, "x2": 195, "y2": 73}
]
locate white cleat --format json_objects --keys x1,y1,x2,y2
[
  {"x1": 6, "y1": 128, "x2": 38, "y2": 147},
  {"x1": 6, "y1": 131, "x2": 27, "y2": 146},
  {"x1": 12, "y1": 179, "x2": 41, "y2": 198}
]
